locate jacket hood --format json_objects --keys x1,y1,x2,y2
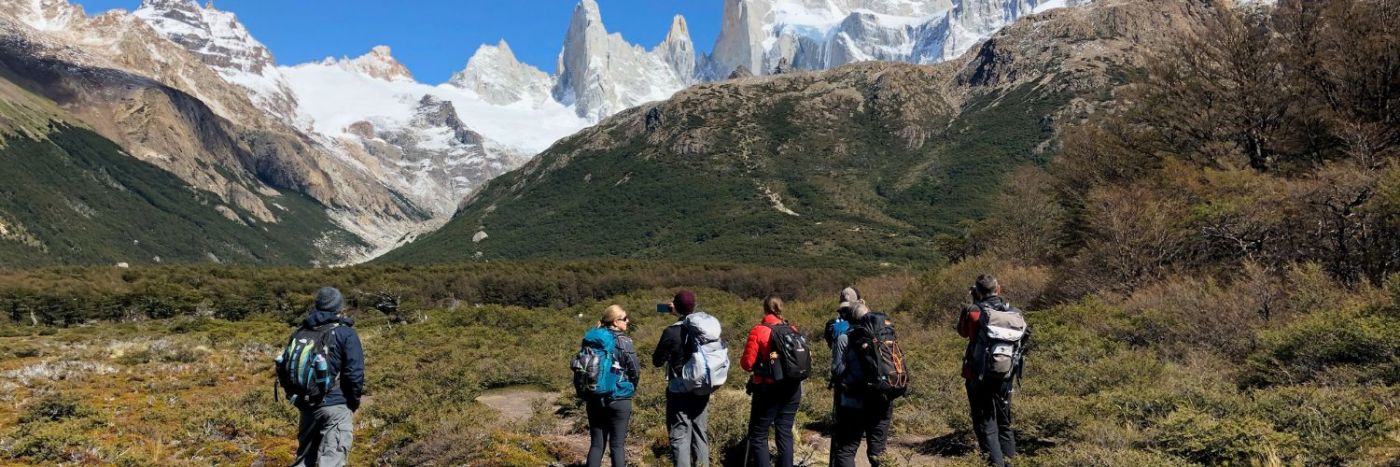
[
  {"x1": 839, "y1": 287, "x2": 860, "y2": 305},
  {"x1": 977, "y1": 295, "x2": 1009, "y2": 310},
  {"x1": 303, "y1": 310, "x2": 354, "y2": 328}
]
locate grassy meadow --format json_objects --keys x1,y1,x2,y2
[{"x1": 0, "y1": 261, "x2": 1395, "y2": 466}]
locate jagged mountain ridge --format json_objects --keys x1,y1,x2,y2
[{"x1": 379, "y1": 0, "x2": 1202, "y2": 267}]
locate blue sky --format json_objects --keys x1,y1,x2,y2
[{"x1": 75, "y1": 0, "x2": 723, "y2": 83}]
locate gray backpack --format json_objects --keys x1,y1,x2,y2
[
  {"x1": 970, "y1": 303, "x2": 1028, "y2": 382},
  {"x1": 669, "y1": 312, "x2": 730, "y2": 395}
]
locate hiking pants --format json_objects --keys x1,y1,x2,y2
[
  {"x1": 586, "y1": 398, "x2": 633, "y2": 467},
  {"x1": 967, "y1": 379, "x2": 1016, "y2": 466},
  {"x1": 831, "y1": 395, "x2": 893, "y2": 467},
  {"x1": 293, "y1": 404, "x2": 353, "y2": 467},
  {"x1": 666, "y1": 391, "x2": 712, "y2": 467},
  {"x1": 747, "y1": 382, "x2": 802, "y2": 467}
]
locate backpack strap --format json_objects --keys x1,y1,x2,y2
[{"x1": 313, "y1": 322, "x2": 343, "y2": 396}]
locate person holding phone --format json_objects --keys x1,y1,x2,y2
[
  {"x1": 957, "y1": 274, "x2": 1030, "y2": 467},
  {"x1": 652, "y1": 290, "x2": 713, "y2": 467}
]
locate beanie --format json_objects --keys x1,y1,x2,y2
[
  {"x1": 674, "y1": 290, "x2": 696, "y2": 315},
  {"x1": 315, "y1": 287, "x2": 344, "y2": 312}
]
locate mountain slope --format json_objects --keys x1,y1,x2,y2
[
  {"x1": 0, "y1": 81, "x2": 359, "y2": 267},
  {"x1": 381, "y1": 0, "x2": 1199, "y2": 268},
  {"x1": 0, "y1": 0, "x2": 433, "y2": 260}
]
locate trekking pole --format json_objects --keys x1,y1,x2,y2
[{"x1": 741, "y1": 390, "x2": 752, "y2": 467}]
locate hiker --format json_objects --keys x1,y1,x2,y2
[
  {"x1": 830, "y1": 296, "x2": 909, "y2": 467},
  {"x1": 957, "y1": 274, "x2": 1030, "y2": 467},
  {"x1": 824, "y1": 287, "x2": 862, "y2": 398},
  {"x1": 740, "y1": 295, "x2": 810, "y2": 467},
  {"x1": 653, "y1": 290, "x2": 729, "y2": 467},
  {"x1": 825, "y1": 287, "x2": 861, "y2": 466},
  {"x1": 276, "y1": 287, "x2": 365, "y2": 467},
  {"x1": 571, "y1": 305, "x2": 640, "y2": 467}
]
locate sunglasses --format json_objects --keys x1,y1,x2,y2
[{"x1": 618, "y1": 316, "x2": 630, "y2": 322}]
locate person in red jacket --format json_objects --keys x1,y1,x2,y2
[{"x1": 740, "y1": 295, "x2": 803, "y2": 467}]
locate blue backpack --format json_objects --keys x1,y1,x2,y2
[{"x1": 571, "y1": 328, "x2": 635, "y2": 399}]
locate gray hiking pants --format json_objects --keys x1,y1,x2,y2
[
  {"x1": 666, "y1": 392, "x2": 712, "y2": 467},
  {"x1": 294, "y1": 404, "x2": 354, "y2": 467}
]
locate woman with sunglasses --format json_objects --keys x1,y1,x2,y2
[{"x1": 583, "y1": 305, "x2": 640, "y2": 467}]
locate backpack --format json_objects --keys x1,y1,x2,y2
[
  {"x1": 764, "y1": 322, "x2": 811, "y2": 382},
  {"x1": 848, "y1": 312, "x2": 909, "y2": 399},
  {"x1": 571, "y1": 328, "x2": 636, "y2": 400},
  {"x1": 671, "y1": 312, "x2": 730, "y2": 395},
  {"x1": 824, "y1": 318, "x2": 849, "y2": 348},
  {"x1": 275, "y1": 322, "x2": 340, "y2": 405},
  {"x1": 970, "y1": 302, "x2": 1028, "y2": 382}
]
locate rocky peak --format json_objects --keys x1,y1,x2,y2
[
  {"x1": 553, "y1": 0, "x2": 688, "y2": 120},
  {"x1": 448, "y1": 39, "x2": 553, "y2": 106},
  {"x1": 134, "y1": 0, "x2": 273, "y2": 75},
  {"x1": 329, "y1": 45, "x2": 414, "y2": 82},
  {"x1": 131, "y1": 0, "x2": 302, "y2": 122},
  {"x1": 710, "y1": 0, "x2": 772, "y2": 80},
  {"x1": 658, "y1": 15, "x2": 698, "y2": 83},
  {"x1": 411, "y1": 94, "x2": 480, "y2": 145},
  {"x1": 5, "y1": 0, "x2": 87, "y2": 32}
]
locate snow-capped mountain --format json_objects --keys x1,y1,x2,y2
[
  {"x1": 334, "y1": 95, "x2": 530, "y2": 219},
  {"x1": 707, "y1": 0, "x2": 1087, "y2": 79},
  {"x1": 129, "y1": 0, "x2": 553, "y2": 241},
  {"x1": 281, "y1": 47, "x2": 587, "y2": 159},
  {"x1": 132, "y1": 0, "x2": 300, "y2": 123},
  {"x1": 448, "y1": 40, "x2": 553, "y2": 106}
]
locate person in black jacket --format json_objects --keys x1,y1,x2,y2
[
  {"x1": 652, "y1": 290, "x2": 711, "y2": 467},
  {"x1": 292, "y1": 287, "x2": 365, "y2": 467},
  {"x1": 587, "y1": 305, "x2": 640, "y2": 467}
]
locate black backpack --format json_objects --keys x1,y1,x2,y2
[
  {"x1": 275, "y1": 322, "x2": 340, "y2": 405},
  {"x1": 848, "y1": 313, "x2": 909, "y2": 399},
  {"x1": 764, "y1": 323, "x2": 811, "y2": 382}
]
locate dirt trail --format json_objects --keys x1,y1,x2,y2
[
  {"x1": 475, "y1": 385, "x2": 561, "y2": 423},
  {"x1": 477, "y1": 386, "x2": 963, "y2": 466}
]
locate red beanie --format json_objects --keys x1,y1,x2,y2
[{"x1": 674, "y1": 290, "x2": 696, "y2": 314}]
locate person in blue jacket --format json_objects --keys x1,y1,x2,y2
[{"x1": 293, "y1": 287, "x2": 365, "y2": 467}]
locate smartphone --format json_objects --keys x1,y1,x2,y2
[{"x1": 657, "y1": 303, "x2": 671, "y2": 314}]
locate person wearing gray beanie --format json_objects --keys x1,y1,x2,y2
[{"x1": 281, "y1": 286, "x2": 364, "y2": 467}]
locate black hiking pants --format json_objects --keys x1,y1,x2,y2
[
  {"x1": 747, "y1": 381, "x2": 802, "y2": 467},
  {"x1": 831, "y1": 394, "x2": 893, "y2": 467},
  {"x1": 586, "y1": 398, "x2": 633, "y2": 467},
  {"x1": 966, "y1": 379, "x2": 1016, "y2": 466}
]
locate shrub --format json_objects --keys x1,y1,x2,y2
[
  {"x1": 900, "y1": 256, "x2": 1052, "y2": 322},
  {"x1": 1152, "y1": 408, "x2": 1300, "y2": 466},
  {"x1": 1121, "y1": 276, "x2": 1265, "y2": 357},
  {"x1": 1252, "y1": 386, "x2": 1398, "y2": 465},
  {"x1": 1243, "y1": 305, "x2": 1400, "y2": 386},
  {"x1": 20, "y1": 393, "x2": 92, "y2": 423},
  {"x1": 7, "y1": 419, "x2": 100, "y2": 463}
]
